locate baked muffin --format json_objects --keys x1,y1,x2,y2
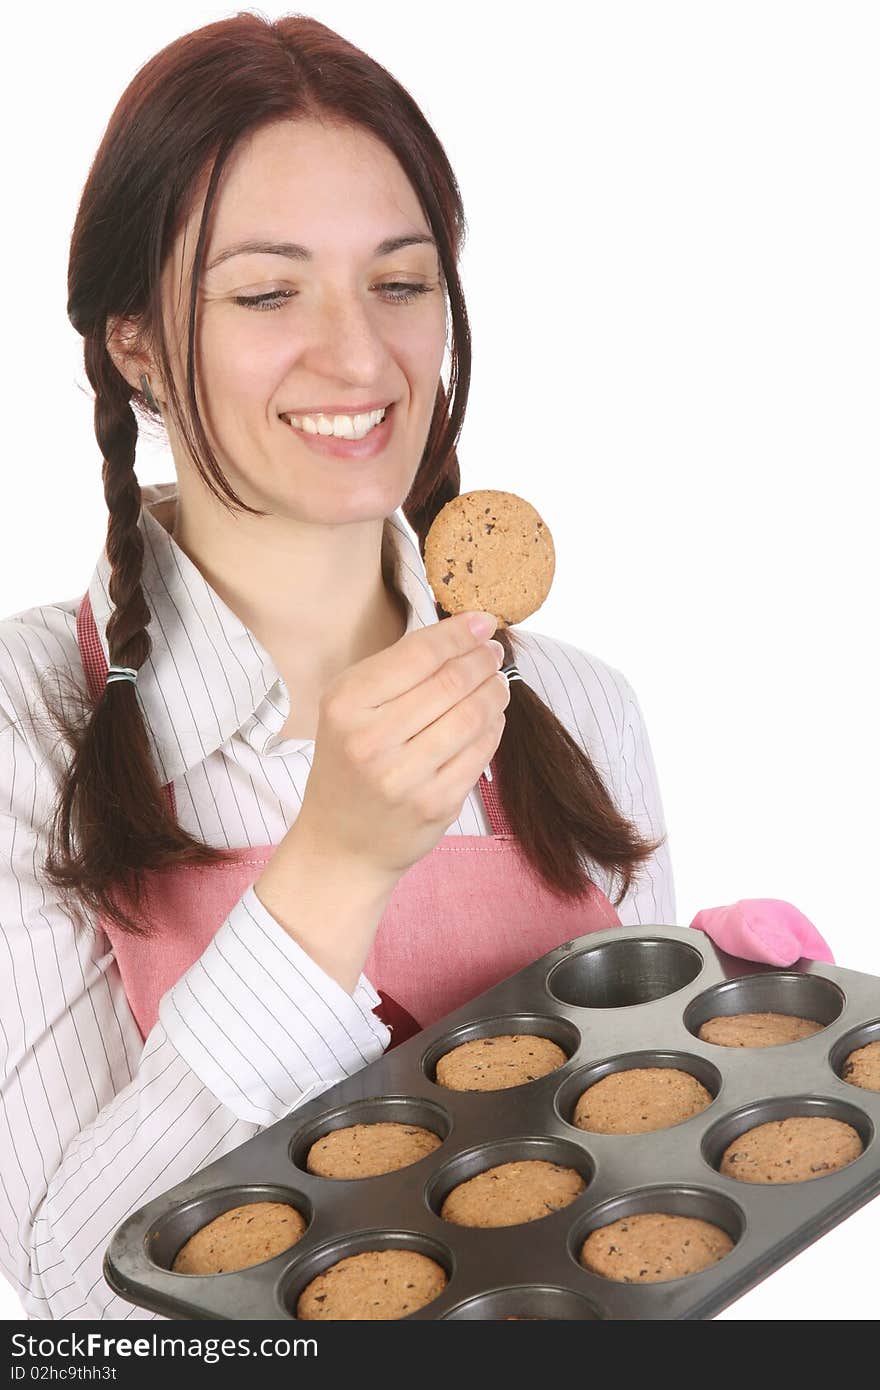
[
  {"x1": 580, "y1": 1213, "x2": 734, "y2": 1283},
  {"x1": 440, "y1": 1159, "x2": 585, "y2": 1228},
  {"x1": 306, "y1": 1122, "x2": 442, "y2": 1179},
  {"x1": 572, "y1": 1067, "x2": 712, "y2": 1134},
  {"x1": 172, "y1": 1202, "x2": 306, "y2": 1275},
  {"x1": 698, "y1": 1012, "x2": 824, "y2": 1047},
  {"x1": 840, "y1": 1039, "x2": 880, "y2": 1091},
  {"x1": 297, "y1": 1249, "x2": 446, "y2": 1320},
  {"x1": 435, "y1": 1034, "x2": 566, "y2": 1092},
  {"x1": 719, "y1": 1116, "x2": 863, "y2": 1183}
]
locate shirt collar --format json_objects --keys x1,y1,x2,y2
[{"x1": 87, "y1": 482, "x2": 441, "y2": 785}]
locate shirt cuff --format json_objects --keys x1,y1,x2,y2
[{"x1": 159, "y1": 883, "x2": 390, "y2": 1125}]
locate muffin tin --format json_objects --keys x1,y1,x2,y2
[{"x1": 104, "y1": 925, "x2": 880, "y2": 1319}]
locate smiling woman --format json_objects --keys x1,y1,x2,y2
[
  {"x1": 55, "y1": 15, "x2": 664, "y2": 944},
  {"x1": 0, "y1": 12, "x2": 675, "y2": 1320}
]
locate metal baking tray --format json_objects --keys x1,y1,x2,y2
[{"x1": 104, "y1": 924, "x2": 880, "y2": 1319}]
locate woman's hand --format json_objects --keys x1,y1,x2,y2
[
  {"x1": 295, "y1": 609, "x2": 510, "y2": 883},
  {"x1": 689, "y1": 898, "x2": 835, "y2": 967}
]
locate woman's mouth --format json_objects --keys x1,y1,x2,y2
[{"x1": 280, "y1": 403, "x2": 395, "y2": 459}]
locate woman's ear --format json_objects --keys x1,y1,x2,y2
[{"x1": 105, "y1": 315, "x2": 161, "y2": 401}]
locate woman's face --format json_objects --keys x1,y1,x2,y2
[{"x1": 159, "y1": 117, "x2": 448, "y2": 524}]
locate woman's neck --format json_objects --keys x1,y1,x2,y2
[{"x1": 157, "y1": 491, "x2": 409, "y2": 720}]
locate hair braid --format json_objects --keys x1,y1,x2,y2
[{"x1": 42, "y1": 340, "x2": 231, "y2": 935}]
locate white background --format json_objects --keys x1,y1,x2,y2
[{"x1": 1, "y1": 0, "x2": 877, "y2": 1321}]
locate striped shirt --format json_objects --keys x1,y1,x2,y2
[{"x1": 0, "y1": 481, "x2": 675, "y2": 1319}]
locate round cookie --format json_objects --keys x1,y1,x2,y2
[
  {"x1": 580, "y1": 1213, "x2": 734, "y2": 1284},
  {"x1": 719, "y1": 1116, "x2": 863, "y2": 1184},
  {"x1": 572, "y1": 1067, "x2": 712, "y2": 1135},
  {"x1": 306, "y1": 1121, "x2": 442, "y2": 1179},
  {"x1": 440, "y1": 1159, "x2": 585, "y2": 1228},
  {"x1": 296, "y1": 1249, "x2": 446, "y2": 1320},
  {"x1": 424, "y1": 490, "x2": 555, "y2": 628},
  {"x1": 435, "y1": 1034, "x2": 566, "y2": 1092},
  {"x1": 698, "y1": 1012, "x2": 824, "y2": 1048},
  {"x1": 172, "y1": 1202, "x2": 306, "y2": 1275},
  {"x1": 841, "y1": 1039, "x2": 880, "y2": 1092}
]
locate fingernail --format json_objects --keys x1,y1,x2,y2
[
  {"x1": 489, "y1": 640, "x2": 505, "y2": 666},
  {"x1": 467, "y1": 612, "x2": 496, "y2": 638}
]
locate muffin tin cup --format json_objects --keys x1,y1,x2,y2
[
  {"x1": 684, "y1": 972, "x2": 846, "y2": 1040},
  {"x1": 701, "y1": 1094, "x2": 874, "y2": 1180},
  {"x1": 442, "y1": 1286, "x2": 602, "y2": 1320},
  {"x1": 554, "y1": 1050, "x2": 724, "y2": 1135},
  {"x1": 280, "y1": 1230, "x2": 456, "y2": 1320},
  {"x1": 149, "y1": 1185, "x2": 314, "y2": 1277},
  {"x1": 104, "y1": 925, "x2": 880, "y2": 1320},
  {"x1": 425, "y1": 1135, "x2": 595, "y2": 1221},
  {"x1": 290, "y1": 1096, "x2": 453, "y2": 1177},
  {"x1": 829, "y1": 1018, "x2": 880, "y2": 1090}
]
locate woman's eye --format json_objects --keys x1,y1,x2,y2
[
  {"x1": 376, "y1": 282, "x2": 435, "y2": 304},
  {"x1": 233, "y1": 283, "x2": 436, "y2": 311},
  {"x1": 234, "y1": 289, "x2": 297, "y2": 312}
]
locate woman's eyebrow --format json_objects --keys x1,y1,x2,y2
[{"x1": 205, "y1": 232, "x2": 436, "y2": 271}]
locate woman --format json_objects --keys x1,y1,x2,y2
[{"x1": 0, "y1": 14, "x2": 831, "y2": 1320}]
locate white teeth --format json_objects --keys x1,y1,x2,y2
[{"x1": 285, "y1": 406, "x2": 387, "y2": 440}]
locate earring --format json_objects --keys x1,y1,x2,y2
[{"x1": 139, "y1": 373, "x2": 161, "y2": 412}]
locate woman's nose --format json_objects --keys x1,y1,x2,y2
[{"x1": 304, "y1": 291, "x2": 391, "y2": 384}]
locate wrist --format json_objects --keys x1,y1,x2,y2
[
  {"x1": 285, "y1": 816, "x2": 401, "y2": 899},
  {"x1": 253, "y1": 819, "x2": 401, "y2": 994}
]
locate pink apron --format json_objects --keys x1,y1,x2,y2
[{"x1": 76, "y1": 591, "x2": 620, "y2": 1050}]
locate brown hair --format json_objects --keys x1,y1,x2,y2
[{"x1": 44, "y1": 12, "x2": 664, "y2": 935}]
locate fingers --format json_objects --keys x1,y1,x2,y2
[
  {"x1": 385, "y1": 707, "x2": 508, "y2": 827},
  {"x1": 339, "y1": 610, "x2": 499, "y2": 710},
  {"x1": 387, "y1": 668, "x2": 511, "y2": 793},
  {"x1": 374, "y1": 637, "x2": 506, "y2": 746}
]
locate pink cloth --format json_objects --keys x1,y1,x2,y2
[
  {"x1": 690, "y1": 898, "x2": 834, "y2": 968},
  {"x1": 76, "y1": 591, "x2": 620, "y2": 1044}
]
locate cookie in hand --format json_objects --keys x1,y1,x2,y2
[{"x1": 424, "y1": 490, "x2": 555, "y2": 628}]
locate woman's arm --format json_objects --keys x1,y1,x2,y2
[{"x1": 0, "y1": 718, "x2": 389, "y2": 1319}]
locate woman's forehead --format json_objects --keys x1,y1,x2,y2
[{"x1": 173, "y1": 118, "x2": 429, "y2": 277}]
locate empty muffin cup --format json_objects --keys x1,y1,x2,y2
[{"x1": 549, "y1": 938, "x2": 704, "y2": 1009}]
